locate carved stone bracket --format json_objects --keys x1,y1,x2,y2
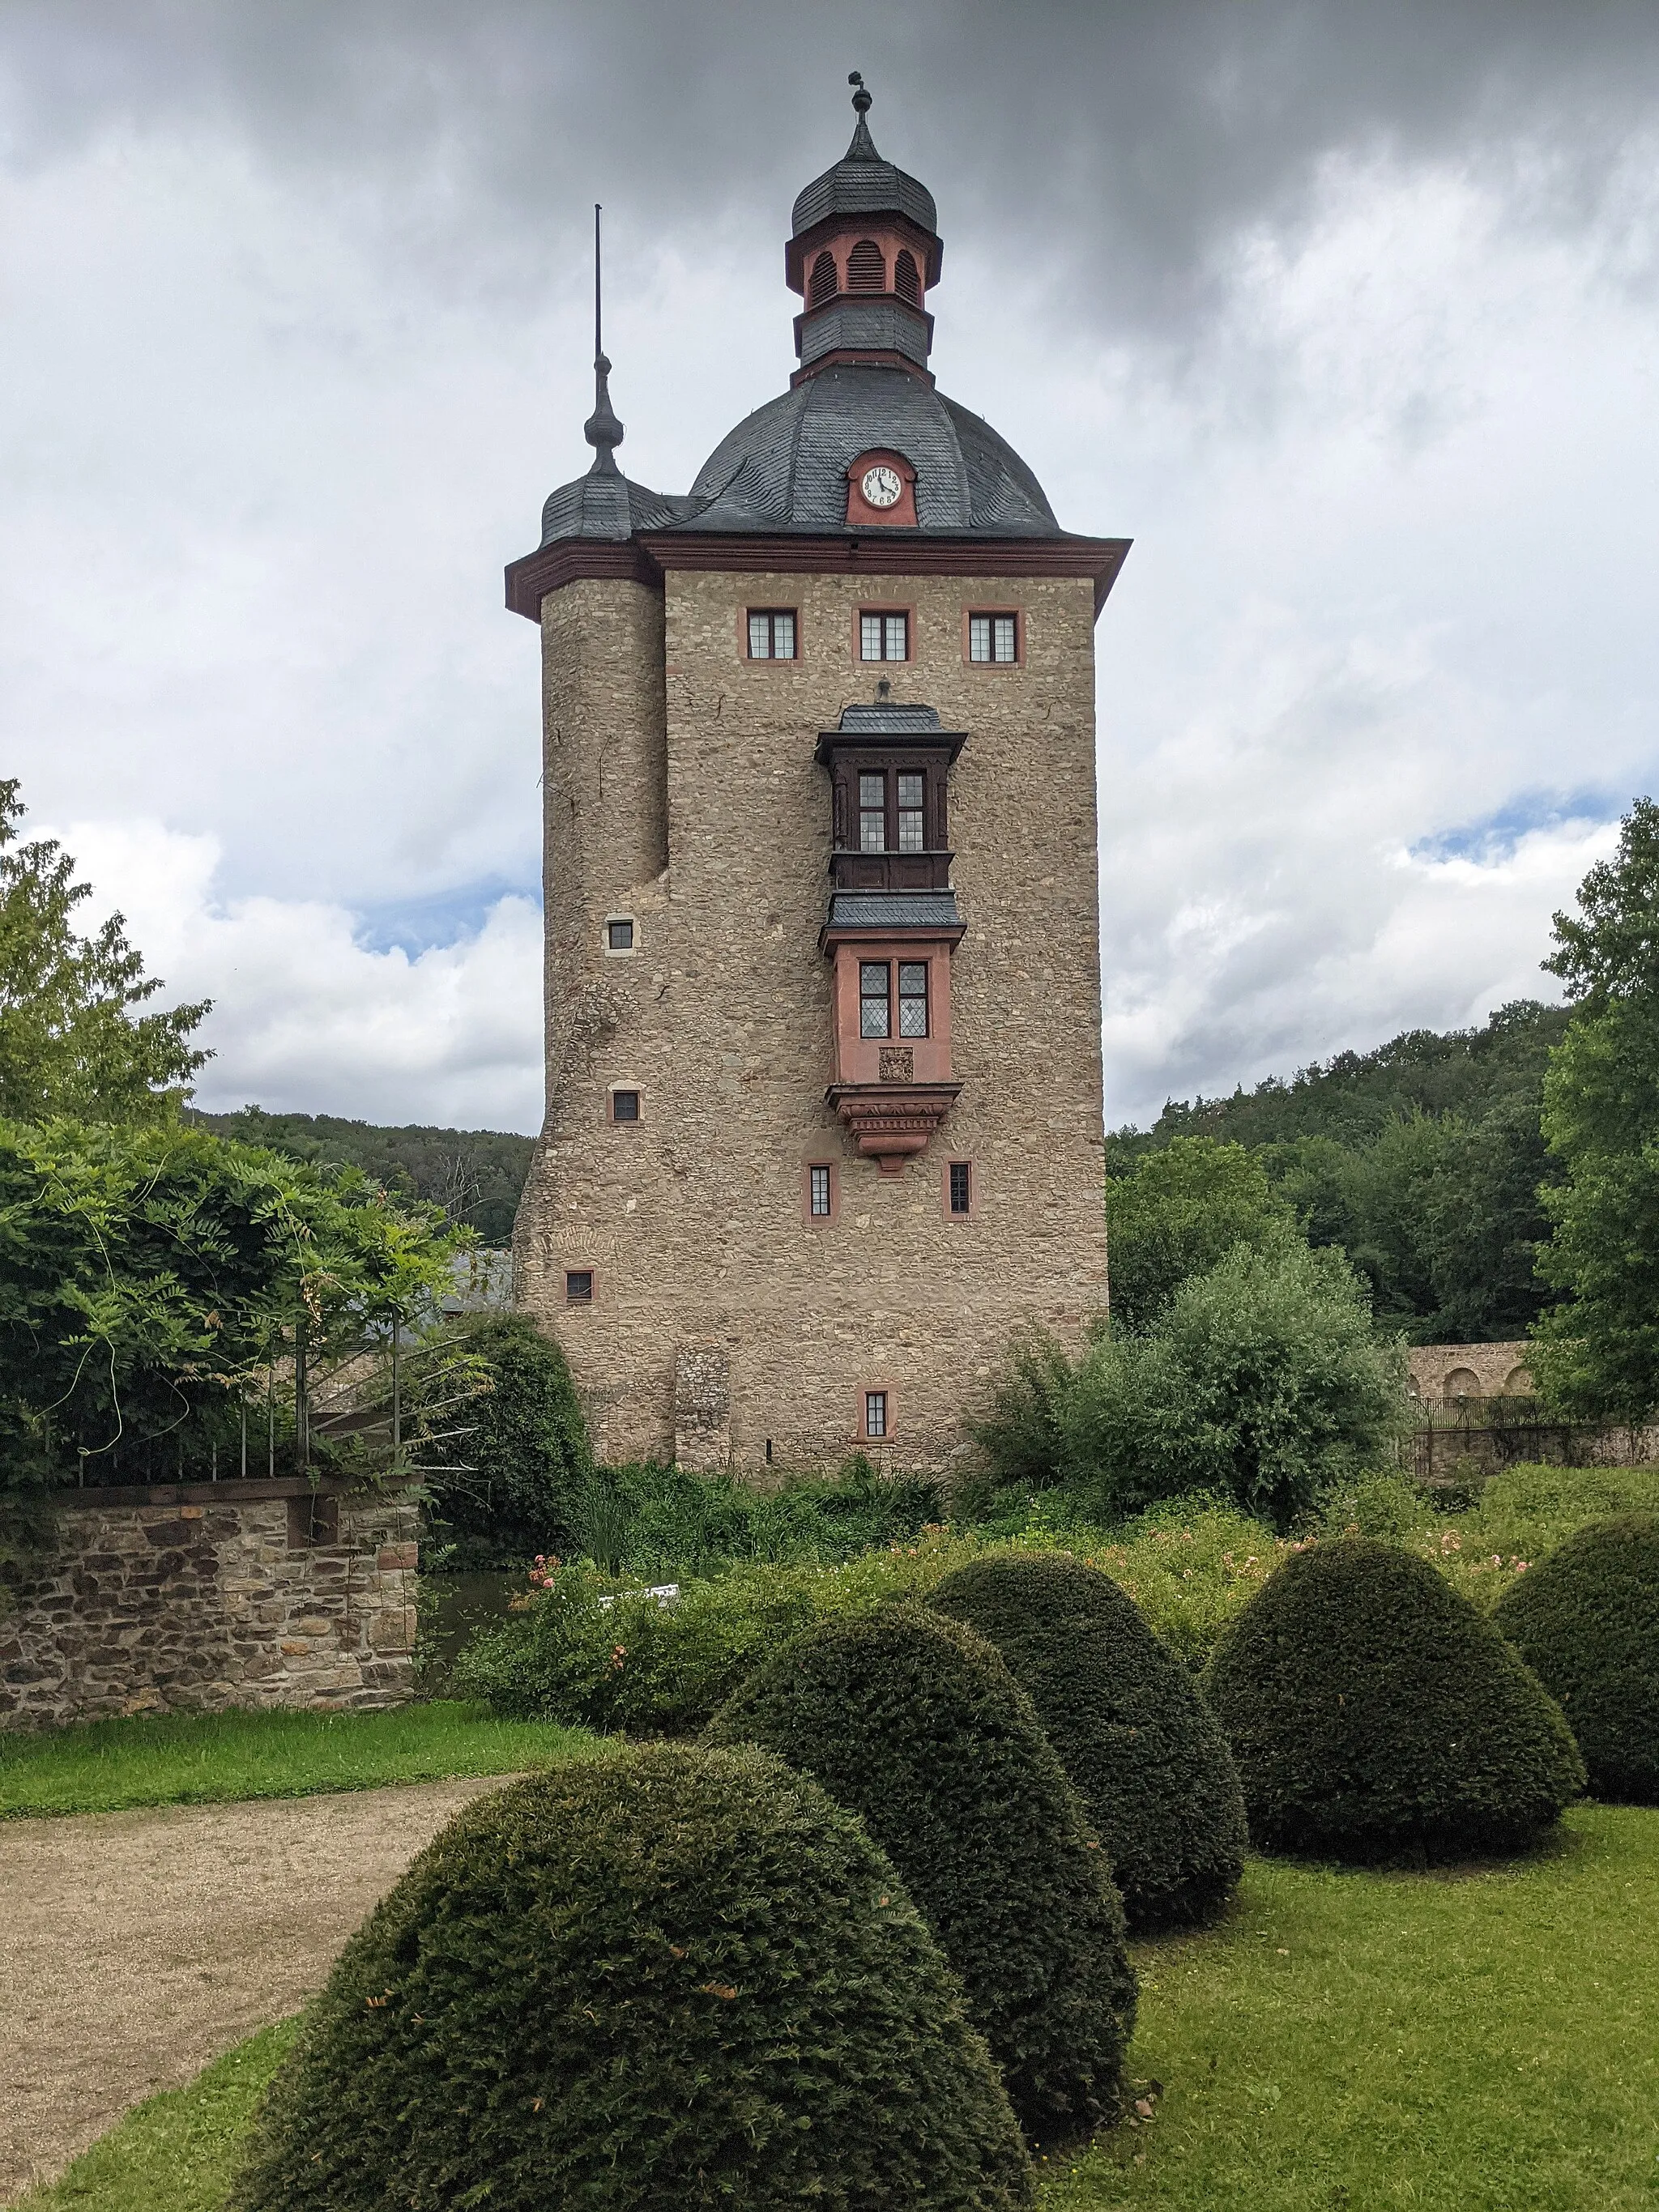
[{"x1": 827, "y1": 1081, "x2": 962, "y2": 1174}]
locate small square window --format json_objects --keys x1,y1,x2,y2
[
  {"x1": 748, "y1": 609, "x2": 797, "y2": 659},
  {"x1": 969, "y1": 612, "x2": 1017, "y2": 663},
  {"x1": 607, "y1": 917, "x2": 634, "y2": 952},
  {"x1": 949, "y1": 1161, "x2": 972, "y2": 1215},
  {"x1": 611, "y1": 1089, "x2": 640, "y2": 1124},
  {"x1": 860, "y1": 610, "x2": 908, "y2": 662},
  {"x1": 859, "y1": 960, "x2": 891, "y2": 1038},
  {"x1": 809, "y1": 1164, "x2": 832, "y2": 1217},
  {"x1": 565, "y1": 1269, "x2": 593, "y2": 1306},
  {"x1": 865, "y1": 1390, "x2": 888, "y2": 1440}
]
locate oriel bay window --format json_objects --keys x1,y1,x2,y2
[{"x1": 817, "y1": 704, "x2": 967, "y2": 1172}]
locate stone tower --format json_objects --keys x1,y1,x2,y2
[{"x1": 506, "y1": 84, "x2": 1128, "y2": 1476}]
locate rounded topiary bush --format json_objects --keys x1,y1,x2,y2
[
  {"x1": 1494, "y1": 1513, "x2": 1659, "y2": 1803},
  {"x1": 706, "y1": 1605, "x2": 1135, "y2": 2142},
  {"x1": 228, "y1": 1744, "x2": 1032, "y2": 2212},
  {"x1": 928, "y1": 1553, "x2": 1247, "y2": 1929},
  {"x1": 1204, "y1": 1536, "x2": 1584, "y2": 1862}
]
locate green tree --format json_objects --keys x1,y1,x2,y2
[
  {"x1": 1531, "y1": 798, "x2": 1659, "y2": 1417},
  {"x1": 420, "y1": 1315, "x2": 592, "y2": 1568},
  {"x1": 1105, "y1": 1136, "x2": 1296, "y2": 1333},
  {"x1": 0, "y1": 780, "x2": 209, "y2": 1123},
  {"x1": 0, "y1": 1118, "x2": 459, "y2": 1500}
]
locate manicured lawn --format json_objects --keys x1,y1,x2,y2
[
  {"x1": 0, "y1": 1700, "x2": 600, "y2": 1818},
  {"x1": 1048, "y1": 1804, "x2": 1659, "y2": 2210},
  {"x1": 16, "y1": 2020, "x2": 298, "y2": 2211},
  {"x1": 22, "y1": 1804, "x2": 1658, "y2": 2210}
]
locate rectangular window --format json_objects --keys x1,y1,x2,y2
[
  {"x1": 865, "y1": 1390, "x2": 888, "y2": 1440},
  {"x1": 860, "y1": 610, "x2": 908, "y2": 661},
  {"x1": 898, "y1": 961, "x2": 928, "y2": 1038},
  {"x1": 748, "y1": 608, "x2": 797, "y2": 659},
  {"x1": 859, "y1": 771, "x2": 886, "y2": 851},
  {"x1": 897, "y1": 770, "x2": 925, "y2": 852},
  {"x1": 607, "y1": 917, "x2": 634, "y2": 951},
  {"x1": 969, "y1": 612, "x2": 1017, "y2": 663},
  {"x1": 611, "y1": 1089, "x2": 640, "y2": 1123},
  {"x1": 809, "y1": 1165, "x2": 832, "y2": 1217},
  {"x1": 859, "y1": 960, "x2": 891, "y2": 1038},
  {"x1": 949, "y1": 1161, "x2": 972, "y2": 1215},
  {"x1": 565, "y1": 1269, "x2": 593, "y2": 1305}
]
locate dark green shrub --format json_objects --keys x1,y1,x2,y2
[
  {"x1": 1494, "y1": 1512, "x2": 1659, "y2": 1802},
  {"x1": 228, "y1": 1744, "x2": 1032, "y2": 2212},
  {"x1": 706, "y1": 1606, "x2": 1135, "y2": 2143},
  {"x1": 1204, "y1": 1536, "x2": 1584, "y2": 1861},
  {"x1": 423, "y1": 1315, "x2": 591, "y2": 1567},
  {"x1": 928, "y1": 1554, "x2": 1246, "y2": 1929}
]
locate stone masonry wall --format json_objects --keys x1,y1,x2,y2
[
  {"x1": 0, "y1": 1478, "x2": 420, "y2": 1731},
  {"x1": 515, "y1": 565, "x2": 1111, "y2": 1477}
]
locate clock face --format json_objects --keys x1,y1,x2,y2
[{"x1": 860, "y1": 463, "x2": 904, "y2": 510}]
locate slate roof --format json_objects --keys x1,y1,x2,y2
[
  {"x1": 825, "y1": 891, "x2": 963, "y2": 930},
  {"x1": 791, "y1": 111, "x2": 937, "y2": 240},
  {"x1": 836, "y1": 703, "x2": 944, "y2": 734},
  {"x1": 537, "y1": 467, "x2": 697, "y2": 548},
  {"x1": 666, "y1": 364, "x2": 1060, "y2": 537}
]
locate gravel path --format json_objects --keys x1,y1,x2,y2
[{"x1": 0, "y1": 1775, "x2": 517, "y2": 2203}]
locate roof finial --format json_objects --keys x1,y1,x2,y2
[
  {"x1": 583, "y1": 200, "x2": 624, "y2": 472},
  {"x1": 845, "y1": 70, "x2": 879, "y2": 160}
]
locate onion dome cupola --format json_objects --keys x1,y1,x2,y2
[{"x1": 786, "y1": 72, "x2": 942, "y2": 385}]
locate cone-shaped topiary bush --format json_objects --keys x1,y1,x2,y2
[
  {"x1": 928, "y1": 1553, "x2": 1247, "y2": 1929},
  {"x1": 228, "y1": 1744, "x2": 1033, "y2": 2212},
  {"x1": 1494, "y1": 1512, "x2": 1659, "y2": 1803},
  {"x1": 1204, "y1": 1536, "x2": 1584, "y2": 1862},
  {"x1": 706, "y1": 1605, "x2": 1135, "y2": 2143}
]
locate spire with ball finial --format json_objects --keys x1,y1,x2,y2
[
  {"x1": 846, "y1": 70, "x2": 880, "y2": 160},
  {"x1": 583, "y1": 201, "x2": 624, "y2": 474}
]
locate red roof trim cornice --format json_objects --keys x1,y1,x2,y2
[
  {"x1": 504, "y1": 537, "x2": 660, "y2": 621},
  {"x1": 506, "y1": 531, "x2": 1132, "y2": 624}
]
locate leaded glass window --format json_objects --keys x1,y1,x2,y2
[
  {"x1": 898, "y1": 772, "x2": 924, "y2": 851},
  {"x1": 898, "y1": 961, "x2": 928, "y2": 1038},
  {"x1": 859, "y1": 960, "x2": 890, "y2": 1038},
  {"x1": 859, "y1": 772, "x2": 885, "y2": 851}
]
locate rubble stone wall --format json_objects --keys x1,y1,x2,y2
[{"x1": 0, "y1": 1478, "x2": 420, "y2": 1731}]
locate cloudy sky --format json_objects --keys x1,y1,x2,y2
[{"x1": 5, "y1": 1, "x2": 1658, "y2": 1134}]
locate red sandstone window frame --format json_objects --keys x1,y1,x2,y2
[
  {"x1": 608, "y1": 1087, "x2": 642, "y2": 1127},
  {"x1": 856, "y1": 1383, "x2": 897, "y2": 1443},
  {"x1": 942, "y1": 1158, "x2": 978, "y2": 1220},
  {"x1": 802, "y1": 1159, "x2": 840, "y2": 1225},
  {"x1": 962, "y1": 607, "x2": 1024, "y2": 667},
  {"x1": 854, "y1": 603, "x2": 915, "y2": 663},
  {"x1": 742, "y1": 607, "x2": 800, "y2": 662}
]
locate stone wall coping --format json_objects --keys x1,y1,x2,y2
[{"x1": 46, "y1": 1474, "x2": 418, "y2": 1513}]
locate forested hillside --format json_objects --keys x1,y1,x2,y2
[
  {"x1": 1107, "y1": 1002, "x2": 1571, "y2": 1345},
  {"x1": 186, "y1": 1106, "x2": 535, "y2": 1245}
]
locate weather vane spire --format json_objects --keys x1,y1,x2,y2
[
  {"x1": 583, "y1": 199, "x2": 624, "y2": 471},
  {"x1": 845, "y1": 68, "x2": 878, "y2": 160}
]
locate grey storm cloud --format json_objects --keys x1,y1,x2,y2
[
  {"x1": 6, "y1": 0, "x2": 1659, "y2": 338},
  {"x1": 4, "y1": 2, "x2": 1659, "y2": 1130}
]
